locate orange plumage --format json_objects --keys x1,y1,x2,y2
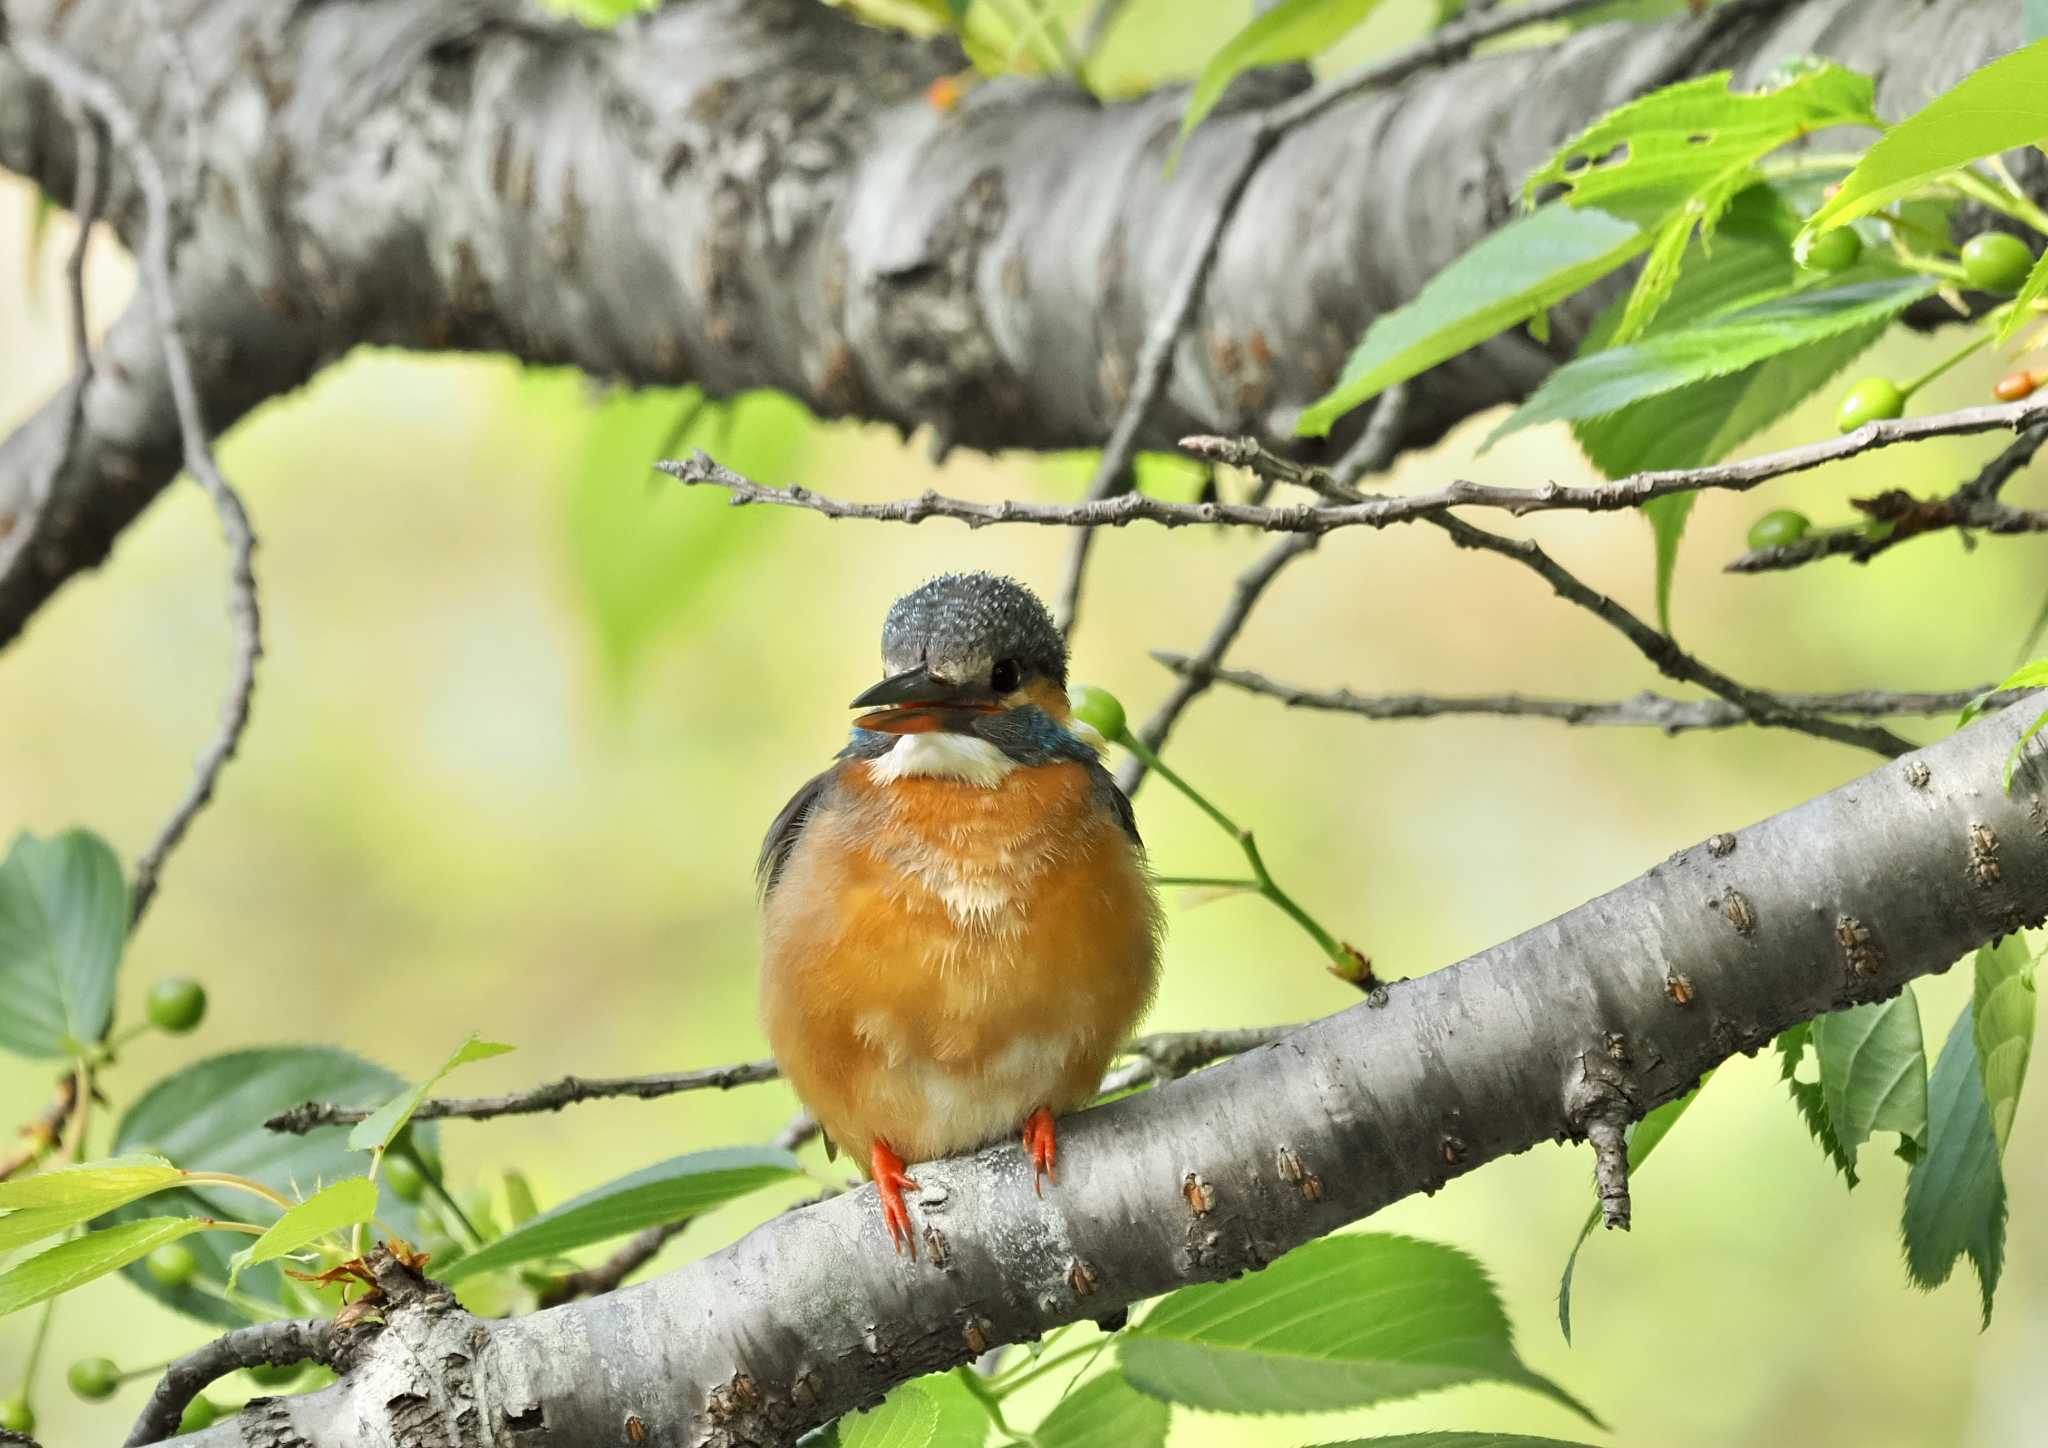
[{"x1": 757, "y1": 574, "x2": 1161, "y2": 1252}]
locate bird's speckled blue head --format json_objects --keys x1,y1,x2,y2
[{"x1": 879, "y1": 572, "x2": 1067, "y2": 689}]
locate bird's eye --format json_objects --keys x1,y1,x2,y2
[{"x1": 990, "y1": 658, "x2": 1022, "y2": 693}]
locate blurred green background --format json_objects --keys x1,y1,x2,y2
[{"x1": 4, "y1": 3, "x2": 2047, "y2": 1443}]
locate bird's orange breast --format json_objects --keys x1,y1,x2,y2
[{"x1": 759, "y1": 755, "x2": 1161, "y2": 1165}]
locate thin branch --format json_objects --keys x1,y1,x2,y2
[
  {"x1": 1119, "y1": 388, "x2": 1412, "y2": 795},
  {"x1": 1154, "y1": 655, "x2": 2007, "y2": 733},
  {"x1": 126, "y1": 1319, "x2": 334, "y2": 1447},
  {"x1": 0, "y1": 1074, "x2": 80, "y2": 1183},
  {"x1": 1427, "y1": 512, "x2": 1914, "y2": 758},
  {"x1": 1727, "y1": 423, "x2": 2048, "y2": 573},
  {"x1": 663, "y1": 396, "x2": 2048, "y2": 538},
  {"x1": 10, "y1": 41, "x2": 265, "y2": 930}
]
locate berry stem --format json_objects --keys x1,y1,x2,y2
[
  {"x1": 18, "y1": 1298, "x2": 55, "y2": 1402},
  {"x1": 1901, "y1": 328, "x2": 1993, "y2": 399}
]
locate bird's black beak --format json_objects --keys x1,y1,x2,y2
[{"x1": 851, "y1": 667, "x2": 998, "y2": 734}]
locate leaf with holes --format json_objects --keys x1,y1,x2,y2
[
  {"x1": 1903, "y1": 1002, "x2": 2007, "y2": 1325},
  {"x1": 0, "y1": 829, "x2": 128, "y2": 1058},
  {"x1": 1803, "y1": 39, "x2": 2048, "y2": 242},
  {"x1": 1299, "y1": 206, "x2": 1648, "y2": 435},
  {"x1": 1557, "y1": 1074, "x2": 1707, "y2": 1342},
  {"x1": 1173, "y1": 0, "x2": 1386, "y2": 166},
  {"x1": 1035, "y1": 1370, "x2": 1169, "y2": 1448},
  {"x1": 0, "y1": 1217, "x2": 217, "y2": 1318},
  {"x1": 1814, "y1": 988, "x2": 1928, "y2": 1171},
  {"x1": 1973, "y1": 935, "x2": 2036, "y2": 1152},
  {"x1": 1120, "y1": 1235, "x2": 1597, "y2": 1422},
  {"x1": 441, "y1": 1146, "x2": 802, "y2": 1281}
]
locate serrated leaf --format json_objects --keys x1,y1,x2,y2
[
  {"x1": 917, "y1": 1372, "x2": 991, "y2": 1448},
  {"x1": 1813, "y1": 989, "x2": 1928, "y2": 1170},
  {"x1": 1491, "y1": 274, "x2": 1935, "y2": 441},
  {"x1": 229, "y1": 1177, "x2": 378, "y2": 1286},
  {"x1": 0, "y1": 829, "x2": 128, "y2": 1058},
  {"x1": 2008, "y1": 709, "x2": 2048, "y2": 790},
  {"x1": 835, "y1": 1379, "x2": 940, "y2": 1448},
  {"x1": 1973, "y1": 936, "x2": 2036, "y2": 1151},
  {"x1": 1528, "y1": 65, "x2": 1877, "y2": 212},
  {"x1": 348, "y1": 1033, "x2": 514, "y2": 1154},
  {"x1": 1310, "y1": 1436, "x2": 1603, "y2": 1448},
  {"x1": 1121, "y1": 1235, "x2": 1597, "y2": 1423},
  {"x1": 113, "y1": 1046, "x2": 436, "y2": 1326},
  {"x1": 1996, "y1": 246, "x2": 2048, "y2": 343},
  {"x1": 0, "y1": 1216, "x2": 213, "y2": 1318},
  {"x1": 441, "y1": 1146, "x2": 802, "y2": 1281},
  {"x1": 1902, "y1": 1002, "x2": 2006, "y2": 1325},
  {"x1": 564, "y1": 383, "x2": 805, "y2": 691},
  {"x1": 1776, "y1": 1024, "x2": 1859, "y2": 1185},
  {"x1": 1035, "y1": 1370, "x2": 1169, "y2": 1448},
  {"x1": 0, "y1": 1156, "x2": 182, "y2": 1255},
  {"x1": 1642, "y1": 494, "x2": 1694, "y2": 636},
  {"x1": 1557, "y1": 1075, "x2": 1707, "y2": 1343},
  {"x1": 1958, "y1": 660, "x2": 2048, "y2": 726},
  {"x1": 1173, "y1": 0, "x2": 1386, "y2": 166},
  {"x1": 1299, "y1": 206, "x2": 1648, "y2": 435},
  {"x1": 1804, "y1": 40, "x2": 2048, "y2": 239}
]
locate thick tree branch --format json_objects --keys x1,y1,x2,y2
[
  {"x1": 1152, "y1": 655, "x2": 2008, "y2": 733},
  {"x1": 126, "y1": 1319, "x2": 335, "y2": 1448},
  {"x1": 176, "y1": 699, "x2": 2048, "y2": 1447},
  {"x1": 0, "y1": 0, "x2": 2033, "y2": 643}
]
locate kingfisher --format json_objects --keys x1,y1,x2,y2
[{"x1": 758, "y1": 572, "x2": 1162, "y2": 1255}]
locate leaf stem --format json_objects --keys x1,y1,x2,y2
[
  {"x1": 1149, "y1": 875, "x2": 1260, "y2": 889},
  {"x1": 987, "y1": 1340, "x2": 1102, "y2": 1397},
  {"x1": 400, "y1": 1143, "x2": 484, "y2": 1248},
  {"x1": 181, "y1": 1172, "x2": 296, "y2": 1213},
  {"x1": 1901, "y1": 327, "x2": 1993, "y2": 399},
  {"x1": 954, "y1": 1365, "x2": 1035, "y2": 1445},
  {"x1": 18, "y1": 1296, "x2": 55, "y2": 1397}
]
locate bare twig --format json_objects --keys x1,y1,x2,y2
[
  {"x1": 0, "y1": 1075, "x2": 80, "y2": 1183},
  {"x1": 664, "y1": 396, "x2": 2048, "y2": 539},
  {"x1": 1153, "y1": 656, "x2": 2006, "y2": 732},
  {"x1": 1428, "y1": 512, "x2": 1914, "y2": 758},
  {"x1": 126, "y1": 1319, "x2": 334, "y2": 1447},
  {"x1": 1727, "y1": 423, "x2": 2048, "y2": 573},
  {"x1": 12, "y1": 41, "x2": 265, "y2": 929}
]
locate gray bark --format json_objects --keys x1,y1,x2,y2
[
  {"x1": 0, "y1": 0, "x2": 2031, "y2": 644},
  {"x1": 171, "y1": 697, "x2": 2048, "y2": 1447}
]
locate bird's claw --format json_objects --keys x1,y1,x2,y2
[
  {"x1": 1023, "y1": 1107, "x2": 1057, "y2": 1196},
  {"x1": 869, "y1": 1138, "x2": 921, "y2": 1258}
]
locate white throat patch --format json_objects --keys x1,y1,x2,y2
[{"x1": 866, "y1": 731, "x2": 1017, "y2": 788}]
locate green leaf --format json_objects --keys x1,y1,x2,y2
[
  {"x1": 0, "y1": 1156, "x2": 183, "y2": 1255},
  {"x1": 1776, "y1": 1024, "x2": 1859, "y2": 1185},
  {"x1": 1309, "y1": 1436, "x2": 1604, "y2": 1448},
  {"x1": 563, "y1": 384, "x2": 806, "y2": 691},
  {"x1": 0, "y1": 1217, "x2": 212, "y2": 1318},
  {"x1": 1173, "y1": 0, "x2": 1386, "y2": 165},
  {"x1": 1973, "y1": 936, "x2": 2036, "y2": 1152},
  {"x1": 1958, "y1": 660, "x2": 2048, "y2": 726},
  {"x1": 1804, "y1": 40, "x2": 2048, "y2": 239},
  {"x1": 1996, "y1": 246, "x2": 2048, "y2": 343},
  {"x1": 1902, "y1": 1002, "x2": 2007, "y2": 1325},
  {"x1": 229, "y1": 1177, "x2": 378, "y2": 1286},
  {"x1": 1813, "y1": 988, "x2": 1929, "y2": 1169},
  {"x1": 2008, "y1": 709, "x2": 2048, "y2": 791},
  {"x1": 0, "y1": 829, "x2": 128, "y2": 1058},
  {"x1": 348, "y1": 1033, "x2": 514, "y2": 1154},
  {"x1": 836, "y1": 1379, "x2": 939, "y2": 1448},
  {"x1": 1298, "y1": 206, "x2": 1648, "y2": 435},
  {"x1": 918, "y1": 1373, "x2": 991, "y2": 1448},
  {"x1": 441, "y1": 1146, "x2": 802, "y2": 1282},
  {"x1": 113, "y1": 1046, "x2": 436, "y2": 1326},
  {"x1": 1034, "y1": 1370, "x2": 1169, "y2": 1448},
  {"x1": 1557, "y1": 1075, "x2": 1707, "y2": 1342},
  {"x1": 1643, "y1": 494, "x2": 1694, "y2": 636},
  {"x1": 1120, "y1": 1234, "x2": 1597, "y2": 1423},
  {"x1": 1491, "y1": 274, "x2": 1935, "y2": 440}
]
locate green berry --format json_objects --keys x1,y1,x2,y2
[
  {"x1": 145, "y1": 977, "x2": 207, "y2": 1034},
  {"x1": 146, "y1": 1241, "x2": 200, "y2": 1289},
  {"x1": 0, "y1": 1396, "x2": 34, "y2": 1434},
  {"x1": 1961, "y1": 232, "x2": 2034, "y2": 292},
  {"x1": 1836, "y1": 377, "x2": 1905, "y2": 433},
  {"x1": 383, "y1": 1153, "x2": 425, "y2": 1203},
  {"x1": 1067, "y1": 683, "x2": 1127, "y2": 742},
  {"x1": 178, "y1": 1394, "x2": 218, "y2": 1434},
  {"x1": 244, "y1": 1362, "x2": 303, "y2": 1390},
  {"x1": 68, "y1": 1356, "x2": 121, "y2": 1402},
  {"x1": 1801, "y1": 226, "x2": 1862, "y2": 273},
  {"x1": 1746, "y1": 509, "x2": 1811, "y2": 551}
]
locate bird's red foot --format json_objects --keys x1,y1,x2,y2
[
  {"x1": 870, "y1": 1138, "x2": 921, "y2": 1258},
  {"x1": 1022, "y1": 1107, "x2": 1057, "y2": 1196}
]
